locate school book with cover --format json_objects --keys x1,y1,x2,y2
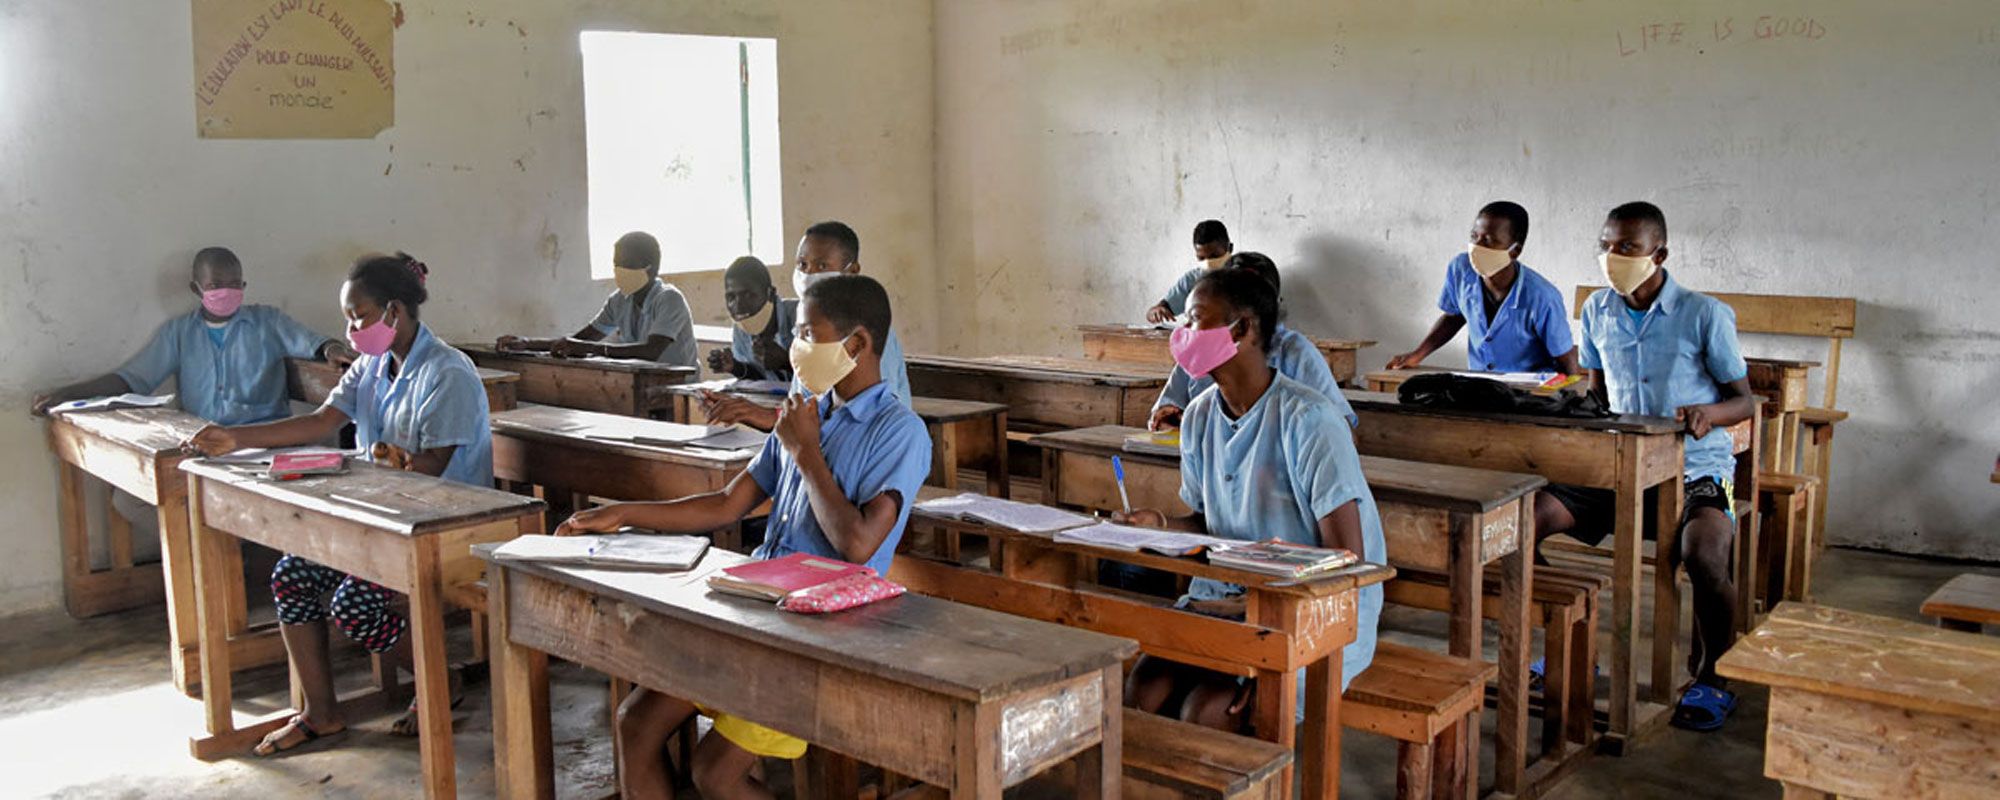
[
  {"x1": 706, "y1": 552, "x2": 872, "y2": 601},
  {"x1": 492, "y1": 530, "x2": 711, "y2": 571},
  {"x1": 1207, "y1": 540, "x2": 1359, "y2": 579}
]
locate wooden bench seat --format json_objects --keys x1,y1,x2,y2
[
  {"x1": 1758, "y1": 471, "x2": 1820, "y2": 608},
  {"x1": 1343, "y1": 641, "x2": 1497, "y2": 800},
  {"x1": 1920, "y1": 573, "x2": 2000, "y2": 632},
  {"x1": 1121, "y1": 708, "x2": 1293, "y2": 799}
]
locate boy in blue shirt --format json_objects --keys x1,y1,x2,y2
[
  {"x1": 706, "y1": 255, "x2": 796, "y2": 382},
  {"x1": 495, "y1": 230, "x2": 698, "y2": 367},
  {"x1": 1144, "y1": 219, "x2": 1235, "y2": 324},
  {"x1": 1537, "y1": 202, "x2": 1754, "y2": 732},
  {"x1": 1387, "y1": 201, "x2": 1581, "y2": 374},
  {"x1": 557, "y1": 274, "x2": 930, "y2": 799},
  {"x1": 704, "y1": 221, "x2": 912, "y2": 428},
  {"x1": 1118, "y1": 268, "x2": 1385, "y2": 733}
]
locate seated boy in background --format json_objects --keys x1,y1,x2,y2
[
  {"x1": 1145, "y1": 219, "x2": 1235, "y2": 324},
  {"x1": 1387, "y1": 201, "x2": 1580, "y2": 374},
  {"x1": 707, "y1": 255, "x2": 795, "y2": 382},
  {"x1": 1537, "y1": 201, "x2": 1753, "y2": 732},
  {"x1": 555, "y1": 274, "x2": 930, "y2": 800},
  {"x1": 496, "y1": 230, "x2": 697, "y2": 367}
]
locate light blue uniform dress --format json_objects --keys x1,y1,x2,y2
[
  {"x1": 1436, "y1": 255, "x2": 1575, "y2": 373},
  {"x1": 1152, "y1": 324, "x2": 1359, "y2": 428},
  {"x1": 790, "y1": 329, "x2": 912, "y2": 408},
  {"x1": 746, "y1": 382, "x2": 931, "y2": 575},
  {"x1": 1179, "y1": 373, "x2": 1386, "y2": 706},
  {"x1": 1157, "y1": 266, "x2": 1207, "y2": 316},
  {"x1": 325, "y1": 323, "x2": 494, "y2": 486},
  {"x1": 1577, "y1": 271, "x2": 1748, "y2": 484},
  {"x1": 589, "y1": 278, "x2": 699, "y2": 369},
  {"x1": 116, "y1": 305, "x2": 333, "y2": 425},
  {"x1": 730, "y1": 298, "x2": 798, "y2": 381}
]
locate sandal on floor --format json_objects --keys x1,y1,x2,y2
[
  {"x1": 1670, "y1": 684, "x2": 1737, "y2": 732},
  {"x1": 1526, "y1": 657, "x2": 1601, "y2": 694},
  {"x1": 390, "y1": 692, "x2": 467, "y2": 737},
  {"x1": 254, "y1": 715, "x2": 344, "y2": 757}
]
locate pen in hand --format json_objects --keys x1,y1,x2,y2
[{"x1": 1112, "y1": 455, "x2": 1132, "y2": 516}]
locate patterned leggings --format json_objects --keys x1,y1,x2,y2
[{"x1": 270, "y1": 554, "x2": 407, "y2": 653}]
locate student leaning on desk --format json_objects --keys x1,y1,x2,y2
[
  {"x1": 553, "y1": 274, "x2": 930, "y2": 800},
  {"x1": 494, "y1": 230, "x2": 698, "y2": 368},
  {"x1": 1386, "y1": 201, "x2": 1581, "y2": 376},
  {"x1": 182, "y1": 252, "x2": 494, "y2": 757}
]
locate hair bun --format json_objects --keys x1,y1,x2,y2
[{"x1": 396, "y1": 252, "x2": 429, "y2": 285}]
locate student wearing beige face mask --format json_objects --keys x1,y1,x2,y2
[
  {"x1": 1387, "y1": 201, "x2": 1581, "y2": 374},
  {"x1": 1144, "y1": 219, "x2": 1235, "y2": 324},
  {"x1": 495, "y1": 231, "x2": 697, "y2": 367}
]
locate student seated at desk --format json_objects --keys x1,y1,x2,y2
[
  {"x1": 1536, "y1": 202, "x2": 1753, "y2": 733},
  {"x1": 1145, "y1": 218, "x2": 1234, "y2": 324},
  {"x1": 1117, "y1": 268, "x2": 1385, "y2": 732},
  {"x1": 706, "y1": 255, "x2": 795, "y2": 382},
  {"x1": 184, "y1": 252, "x2": 495, "y2": 755},
  {"x1": 1386, "y1": 201, "x2": 1581, "y2": 374},
  {"x1": 555, "y1": 275, "x2": 930, "y2": 800},
  {"x1": 1148, "y1": 252, "x2": 1356, "y2": 432},
  {"x1": 494, "y1": 230, "x2": 697, "y2": 367},
  {"x1": 704, "y1": 221, "x2": 912, "y2": 430}
]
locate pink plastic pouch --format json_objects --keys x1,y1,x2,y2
[{"x1": 776, "y1": 571, "x2": 907, "y2": 614}]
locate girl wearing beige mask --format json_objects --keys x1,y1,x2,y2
[
  {"x1": 1145, "y1": 219, "x2": 1236, "y2": 324},
  {"x1": 1387, "y1": 201, "x2": 1582, "y2": 375}
]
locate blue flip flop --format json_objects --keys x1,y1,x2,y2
[
  {"x1": 1527, "y1": 657, "x2": 1601, "y2": 694},
  {"x1": 1671, "y1": 683, "x2": 1737, "y2": 732}
]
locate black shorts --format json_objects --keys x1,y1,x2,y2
[{"x1": 1544, "y1": 476, "x2": 1734, "y2": 547}]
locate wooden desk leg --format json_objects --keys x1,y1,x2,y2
[
  {"x1": 805, "y1": 747, "x2": 860, "y2": 800},
  {"x1": 1780, "y1": 783, "x2": 1831, "y2": 800},
  {"x1": 1448, "y1": 511, "x2": 1483, "y2": 660},
  {"x1": 1808, "y1": 426, "x2": 1833, "y2": 555},
  {"x1": 56, "y1": 462, "x2": 92, "y2": 617},
  {"x1": 156, "y1": 490, "x2": 202, "y2": 697},
  {"x1": 408, "y1": 542, "x2": 459, "y2": 799},
  {"x1": 1255, "y1": 666, "x2": 1303, "y2": 798},
  {"x1": 988, "y1": 412, "x2": 1010, "y2": 499},
  {"x1": 927, "y1": 421, "x2": 959, "y2": 491},
  {"x1": 106, "y1": 492, "x2": 135, "y2": 571},
  {"x1": 490, "y1": 568, "x2": 553, "y2": 799},
  {"x1": 1652, "y1": 481, "x2": 1685, "y2": 705},
  {"x1": 1075, "y1": 663, "x2": 1122, "y2": 800},
  {"x1": 1494, "y1": 502, "x2": 1534, "y2": 798},
  {"x1": 1607, "y1": 444, "x2": 1644, "y2": 743},
  {"x1": 188, "y1": 479, "x2": 238, "y2": 745},
  {"x1": 1298, "y1": 655, "x2": 1341, "y2": 800},
  {"x1": 949, "y1": 703, "x2": 1001, "y2": 799}
]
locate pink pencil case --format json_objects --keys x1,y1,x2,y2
[
  {"x1": 268, "y1": 451, "x2": 347, "y2": 478},
  {"x1": 777, "y1": 572, "x2": 907, "y2": 614}
]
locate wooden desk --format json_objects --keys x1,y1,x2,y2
[
  {"x1": 897, "y1": 510, "x2": 1395, "y2": 800},
  {"x1": 1717, "y1": 603, "x2": 2000, "y2": 799},
  {"x1": 906, "y1": 354, "x2": 1168, "y2": 431},
  {"x1": 482, "y1": 545, "x2": 1138, "y2": 799},
  {"x1": 488, "y1": 404, "x2": 756, "y2": 549},
  {"x1": 1342, "y1": 390, "x2": 1686, "y2": 749},
  {"x1": 1076, "y1": 324, "x2": 1374, "y2": 387},
  {"x1": 1028, "y1": 424, "x2": 1548, "y2": 794},
  {"x1": 665, "y1": 384, "x2": 1013, "y2": 498},
  {"x1": 459, "y1": 344, "x2": 697, "y2": 418},
  {"x1": 1745, "y1": 357, "x2": 1818, "y2": 474},
  {"x1": 287, "y1": 357, "x2": 520, "y2": 412},
  {"x1": 1920, "y1": 573, "x2": 2000, "y2": 632},
  {"x1": 183, "y1": 460, "x2": 543, "y2": 798},
  {"x1": 45, "y1": 408, "x2": 287, "y2": 696},
  {"x1": 1362, "y1": 367, "x2": 1591, "y2": 394}
]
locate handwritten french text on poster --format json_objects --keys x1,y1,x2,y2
[{"x1": 192, "y1": 0, "x2": 395, "y2": 139}]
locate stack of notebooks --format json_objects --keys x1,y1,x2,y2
[
  {"x1": 706, "y1": 553, "x2": 871, "y2": 601},
  {"x1": 492, "y1": 529, "x2": 711, "y2": 571},
  {"x1": 1122, "y1": 429, "x2": 1180, "y2": 458},
  {"x1": 913, "y1": 493, "x2": 1095, "y2": 533},
  {"x1": 1208, "y1": 541, "x2": 1359, "y2": 579}
]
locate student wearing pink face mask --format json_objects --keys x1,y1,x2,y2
[{"x1": 32, "y1": 247, "x2": 356, "y2": 422}]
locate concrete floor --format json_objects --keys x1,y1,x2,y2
[{"x1": 0, "y1": 546, "x2": 1991, "y2": 799}]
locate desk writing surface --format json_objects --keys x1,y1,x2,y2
[
  {"x1": 665, "y1": 383, "x2": 1004, "y2": 424},
  {"x1": 1345, "y1": 390, "x2": 1683, "y2": 435},
  {"x1": 1075, "y1": 324, "x2": 1374, "y2": 351},
  {"x1": 1030, "y1": 425, "x2": 1545, "y2": 514},
  {"x1": 907, "y1": 354, "x2": 1168, "y2": 387},
  {"x1": 181, "y1": 459, "x2": 544, "y2": 536},
  {"x1": 1716, "y1": 602, "x2": 2000, "y2": 723},
  {"x1": 478, "y1": 544, "x2": 1136, "y2": 701},
  {"x1": 457, "y1": 343, "x2": 699, "y2": 378},
  {"x1": 51, "y1": 407, "x2": 210, "y2": 455},
  {"x1": 489, "y1": 404, "x2": 754, "y2": 469}
]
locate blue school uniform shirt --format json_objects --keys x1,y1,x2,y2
[
  {"x1": 729, "y1": 298, "x2": 798, "y2": 381},
  {"x1": 1436, "y1": 255, "x2": 1575, "y2": 372},
  {"x1": 1178, "y1": 373, "x2": 1386, "y2": 693},
  {"x1": 789, "y1": 328, "x2": 912, "y2": 407},
  {"x1": 324, "y1": 323, "x2": 494, "y2": 487},
  {"x1": 746, "y1": 382, "x2": 931, "y2": 575},
  {"x1": 1152, "y1": 324, "x2": 1358, "y2": 428},
  {"x1": 1156, "y1": 266, "x2": 1206, "y2": 316},
  {"x1": 1578, "y1": 271, "x2": 1748, "y2": 484},
  {"x1": 116, "y1": 305, "x2": 334, "y2": 426},
  {"x1": 589, "y1": 279, "x2": 698, "y2": 369}
]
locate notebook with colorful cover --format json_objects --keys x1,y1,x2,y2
[
  {"x1": 707, "y1": 552, "x2": 873, "y2": 601},
  {"x1": 1207, "y1": 540, "x2": 1359, "y2": 579}
]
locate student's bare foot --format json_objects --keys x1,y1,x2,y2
[
  {"x1": 390, "y1": 667, "x2": 465, "y2": 736},
  {"x1": 253, "y1": 714, "x2": 346, "y2": 757}
]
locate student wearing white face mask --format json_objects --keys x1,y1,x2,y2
[
  {"x1": 1387, "y1": 201, "x2": 1581, "y2": 374},
  {"x1": 704, "y1": 220, "x2": 912, "y2": 429},
  {"x1": 1145, "y1": 219, "x2": 1235, "y2": 324},
  {"x1": 495, "y1": 230, "x2": 697, "y2": 367}
]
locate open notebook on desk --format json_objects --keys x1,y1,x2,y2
[{"x1": 914, "y1": 493, "x2": 1095, "y2": 533}]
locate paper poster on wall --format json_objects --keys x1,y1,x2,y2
[{"x1": 191, "y1": 0, "x2": 396, "y2": 139}]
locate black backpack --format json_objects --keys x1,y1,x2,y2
[{"x1": 1396, "y1": 373, "x2": 1612, "y2": 419}]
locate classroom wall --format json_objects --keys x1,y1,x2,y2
[
  {"x1": 934, "y1": 0, "x2": 2000, "y2": 560},
  {"x1": 0, "y1": 0, "x2": 934, "y2": 614}
]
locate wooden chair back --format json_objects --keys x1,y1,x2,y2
[{"x1": 1570, "y1": 286, "x2": 1856, "y2": 407}]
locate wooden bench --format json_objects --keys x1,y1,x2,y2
[
  {"x1": 1119, "y1": 709, "x2": 1293, "y2": 799},
  {"x1": 1343, "y1": 642, "x2": 1496, "y2": 800},
  {"x1": 1920, "y1": 573, "x2": 2000, "y2": 633}
]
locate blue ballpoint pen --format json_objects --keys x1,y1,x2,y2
[{"x1": 1112, "y1": 456, "x2": 1132, "y2": 516}]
